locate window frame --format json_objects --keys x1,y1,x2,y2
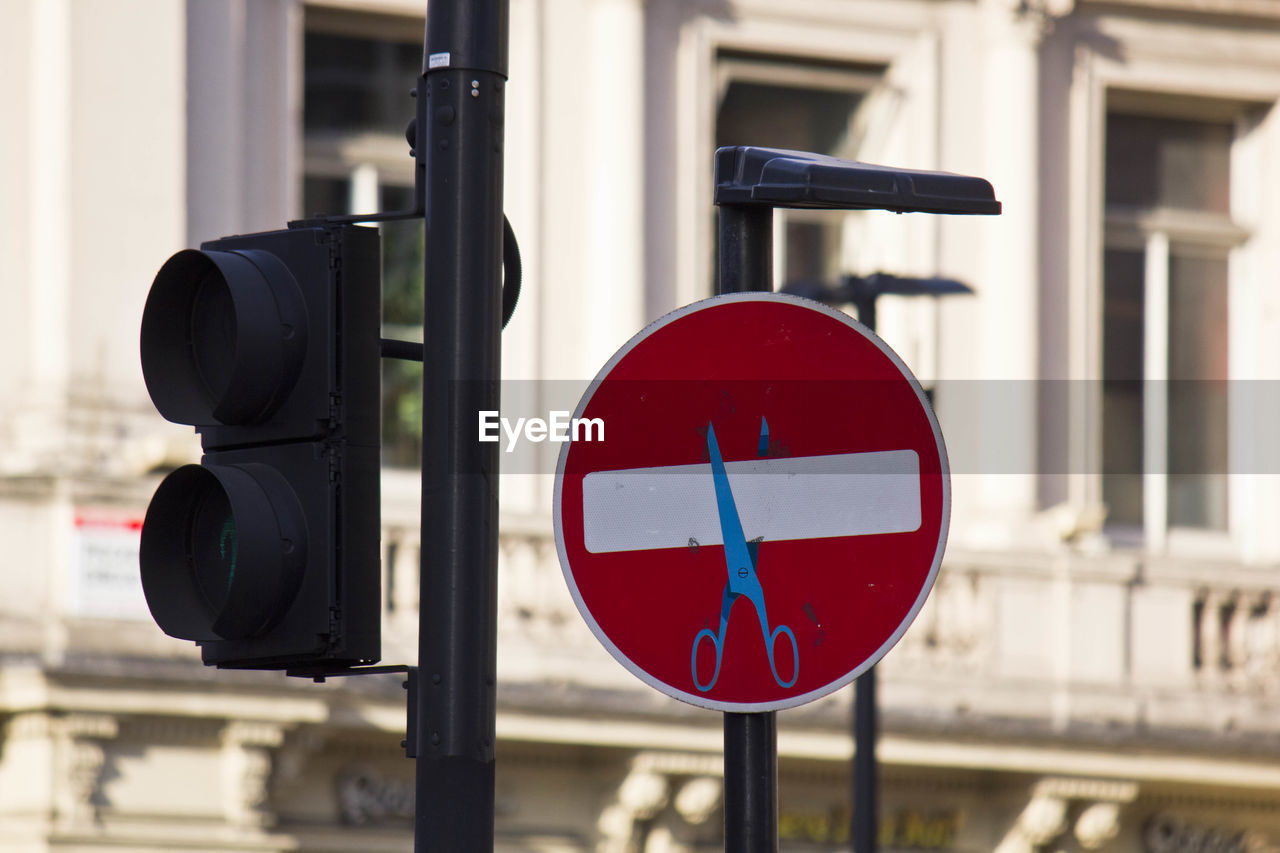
[
  {"x1": 301, "y1": 6, "x2": 421, "y2": 211},
  {"x1": 1068, "y1": 31, "x2": 1280, "y2": 556},
  {"x1": 672, "y1": 13, "x2": 938, "y2": 311},
  {"x1": 1101, "y1": 216, "x2": 1245, "y2": 549},
  {"x1": 712, "y1": 52, "x2": 888, "y2": 292},
  {"x1": 1099, "y1": 107, "x2": 1253, "y2": 552}
]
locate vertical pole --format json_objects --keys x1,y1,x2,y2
[
  {"x1": 414, "y1": 2, "x2": 509, "y2": 851},
  {"x1": 719, "y1": 206, "x2": 773, "y2": 295},
  {"x1": 852, "y1": 293, "x2": 877, "y2": 336},
  {"x1": 717, "y1": 203, "x2": 777, "y2": 853},
  {"x1": 852, "y1": 668, "x2": 877, "y2": 853},
  {"x1": 724, "y1": 713, "x2": 778, "y2": 852},
  {"x1": 852, "y1": 291, "x2": 878, "y2": 853}
]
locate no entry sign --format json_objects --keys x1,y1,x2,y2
[{"x1": 553, "y1": 293, "x2": 949, "y2": 712}]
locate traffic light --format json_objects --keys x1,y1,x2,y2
[{"x1": 138, "y1": 223, "x2": 382, "y2": 671}]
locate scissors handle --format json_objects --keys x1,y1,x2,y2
[
  {"x1": 745, "y1": 583, "x2": 799, "y2": 689},
  {"x1": 691, "y1": 627, "x2": 725, "y2": 692},
  {"x1": 692, "y1": 621, "x2": 798, "y2": 691},
  {"x1": 766, "y1": 623, "x2": 799, "y2": 688},
  {"x1": 692, "y1": 588, "x2": 800, "y2": 691}
]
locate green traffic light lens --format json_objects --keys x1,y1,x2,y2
[
  {"x1": 189, "y1": 484, "x2": 238, "y2": 614},
  {"x1": 140, "y1": 462, "x2": 308, "y2": 645}
]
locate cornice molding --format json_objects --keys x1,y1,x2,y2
[{"x1": 1078, "y1": 0, "x2": 1280, "y2": 21}]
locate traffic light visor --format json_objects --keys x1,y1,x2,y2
[
  {"x1": 140, "y1": 248, "x2": 308, "y2": 426},
  {"x1": 140, "y1": 463, "x2": 308, "y2": 642}
]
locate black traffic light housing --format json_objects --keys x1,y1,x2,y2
[{"x1": 139, "y1": 223, "x2": 381, "y2": 670}]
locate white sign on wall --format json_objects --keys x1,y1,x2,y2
[{"x1": 71, "y1": 511, "x2": 151, "y2": 621}]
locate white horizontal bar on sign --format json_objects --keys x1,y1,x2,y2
[{"x1": 581, "y1": 449, "x2": 921, "y2": 554}]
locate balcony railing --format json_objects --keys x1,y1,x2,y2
[{"x1": 373, "y1": 523, "x2": 1280, "y2": 739}]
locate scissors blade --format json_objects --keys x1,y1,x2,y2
[{"x1": 706, "y1": 423, "x2": 758, "y2": 597}]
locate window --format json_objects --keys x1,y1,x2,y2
[
  {"x1": 1101, "y1": 100, "x2": 1249, "y2": 539},
  {"x1": 713, "y1": 53, "x2": 883, "y2": 289},
  {"x1": 303, "y1": 9, "x2": 424, "y2": 467}
]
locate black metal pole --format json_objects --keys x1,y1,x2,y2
[
  {"x1": 724, "y1": 712, "x2": 778, "y2": 851},
  {"x1": 717, "y1": 203, "x2": 777, "y2": 853},
  {"x1": 852, "y1": 293, "x2": 877, "y2": 337},
  {"x1": 852, "y1": 292, "x2": 877, "y2": 853},
  {"x1": 414, "y1": 1, "x2": 508, "y2": 850},
  {"x1": 853, "y1": 667, "x2": 877, "y2": 853},
  {"x1": 719, "y1": 206, "x2": 773, "y2": 295}
]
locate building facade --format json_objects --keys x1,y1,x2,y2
[{"x1": 3, "y1": 0, "x2": 1280, "y2": 850}]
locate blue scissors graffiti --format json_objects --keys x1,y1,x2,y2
[{"x1": 691, "y1": 422, "x2": 799, "y2": 692}]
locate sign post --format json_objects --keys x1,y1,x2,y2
[
  {"x1": 555, "y1": 147, "x2": 998, "y2": 851},
  {"x1": 718, "y1": 203, "x2": 779, "y2": 853},
  {"x1": 554, "y1": 291, "x2": 951, "y2": 850}
]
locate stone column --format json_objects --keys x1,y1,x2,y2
[
  {"x1": 975, "y1": 0, "x2": 1074, "y2": 541},
  {"x1": 994, "y1": 792, "x2": 1068, "y2": 853},
  {"x1": 186, "y1": 0, "x2": 300, "y2": 242},
  {"x1": 597, "y1": 753, "x2": 724, "y2": 853},
  {"x1": 583, "y1": 0, "x2": 646, "y2": 369},
  {"x1": 221, "y1": 720, "x2": 284, "y2": 830},
  {"x1": 0, "y1": 712, "x2": 119, "y2": 829},
  {"x1": 996, "y1": 777, "x2": 1137, "y2": 853},
  {"x1": 597, "y1": 765, "x2": 670, "y2": 853}
]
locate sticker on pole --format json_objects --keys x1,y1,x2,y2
[{"x1": 553, "y1": 293, "x2": 950, "y2": 712}]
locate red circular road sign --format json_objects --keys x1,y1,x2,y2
[{"x1": 553, "y1": 293, "x2": 949, "y2": 712}]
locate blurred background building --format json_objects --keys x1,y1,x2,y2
[{"x1": 4, "y1": 0, "x2": 1280, "y2": 850}]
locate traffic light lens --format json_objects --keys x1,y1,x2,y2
[
  {"x1": 141, "y1": 462, "x2": 309, "y2": 646},
  {"x1": 189, "y1": 484, "x2": 238, "y2": 613},
  {"x1": 189, "y1": 270, "x2": 237, "y2": 405},
  {"x1": 141, "y1": 248, "x2": 307, "y2": 428}
]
